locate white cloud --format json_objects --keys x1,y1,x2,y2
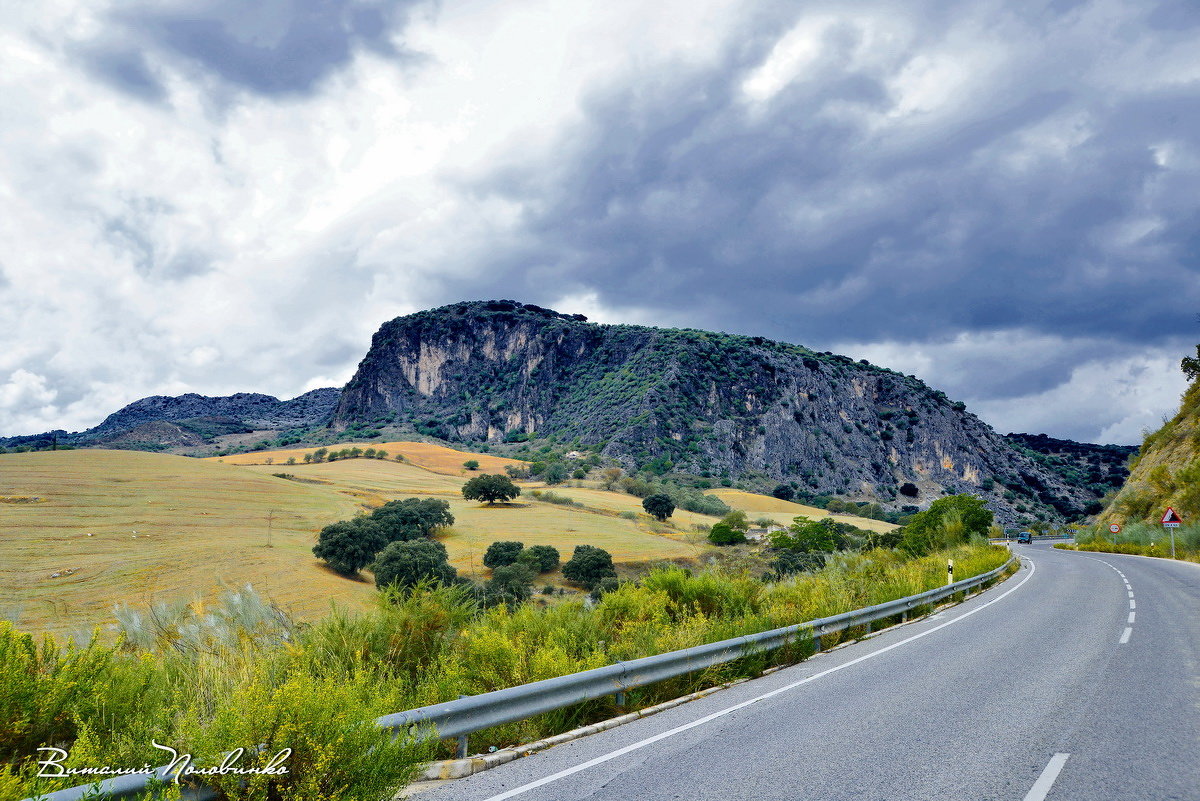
[
  {"x1": 1, "y1": 0, "x2": 1196, "y2": 448},
  {"x1": 0, "y1": 0, "x2": 744, "y2": 434}
]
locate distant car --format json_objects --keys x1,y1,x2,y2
[{"x1": 1016, "y1": 531, "x2": 1033, "y2": 544}]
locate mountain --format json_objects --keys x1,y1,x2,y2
[
  {"x1": 1003, "y1": 433, "x2": 1135, "y2": 515},
  {"x1": 1101, "y1": 378, "x2": 1200, "y2": 525},
  {"x1": 333, "y1": 300, "x2": 1098, "y2": 524},
  {"x1": 90, "y1": 388, "x2": 341, "y2": 435},
  {"x1": 0, "y1": 389, "x2": 339, "y2": 450}
]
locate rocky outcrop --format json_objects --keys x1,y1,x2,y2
[
  {"x1": 333, "y1": 300, "x2": 1096, "y2": 523},
  {"x1": 91, "y1": 388, "x2": 340, "y2": 434}
]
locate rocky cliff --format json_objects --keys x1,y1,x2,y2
[{"x1": 334, "y1": 300, "x2": 1095, "y2": 523}]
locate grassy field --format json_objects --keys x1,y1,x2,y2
[
  {"x1": 0, "y1": 448, "x2": 701, "y2": 636},
  {"x1": 235, "y1": 460, "x2": 701, "y2": 570},
  {"x1": 1, "y1": 443, "x2": 899, "y2": 638},
  {"x1": 0, "y1": 450, "x2": 373, "y2": 639},
  {"x1": 213, "y1": 440, "x2": 524, "y2": 476},
  {"x1": 708, "y1": 489, "x2": 899, "y2": 533}
]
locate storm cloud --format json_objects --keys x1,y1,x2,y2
[{"x1": 1, "y1": 0, "x2": 1196, "y2": 443}]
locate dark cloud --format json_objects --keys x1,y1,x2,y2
[
  {"x1": 448, "y1": 1, "x2": 1200, "y2": 358},
  {"x1": 88, "y1": 0, "x2": 426, "y2": 98},
  {"x1": 76, "y1": 45, "x2": 166, "y2": 102}
]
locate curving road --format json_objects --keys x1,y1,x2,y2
[{"x1": 412, "y1": 544, "x2": 1200, "y2": 801}]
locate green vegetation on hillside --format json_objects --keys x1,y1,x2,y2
[
  {"x1": 1103, "y1": 356, "x2": 1200, "y2": 525},
  {"x1": 0, "y1": 543, "x2": 1009, "y2": 801}
]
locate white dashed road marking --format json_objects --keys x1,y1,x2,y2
[{"x1": 1024, "y1": 753, "x2": 1071, "y2": 801}]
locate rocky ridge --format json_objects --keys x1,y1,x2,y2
[{"x1": 333, "y1": 300, "x2": 1099, "y2": 523}]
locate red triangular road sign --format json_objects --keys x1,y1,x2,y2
[{"x1": 1162, "y1": 507, "x2": 1182, "y2": 524}]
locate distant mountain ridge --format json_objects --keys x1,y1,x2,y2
[
  {"x1": 92, "y1": 388, "x2": 340, "y2": 434},
  {"x1": 331, "y1": 300, "x2": 1109, "y2": 523},
  {"x1": 0, "y1": 388, "x2": 339, "y2": 449}
]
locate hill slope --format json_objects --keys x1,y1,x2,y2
[
  {"x1": 1101, "y1": 379, "x2": 1200, "y2": 525},
  {"x1": 332, "y1": 300, "x2": 1094, "y2": 524}
]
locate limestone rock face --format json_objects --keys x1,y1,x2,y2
[{"x1": 334, "y1": 300, "x2": 1093, "y2": 523}]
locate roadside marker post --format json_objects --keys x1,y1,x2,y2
[
  {"x1": 947, "y1": 559, "x2": 954, "y2": 586},
  {"x1": 1161, "y1": 507, "x2": 1182, "y2": 559}
]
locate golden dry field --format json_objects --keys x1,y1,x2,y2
[
  {"x1": 235, "y1": 459, "x2": 701, "y2": 569},
  {"x1": 1, "y1": 447, "x2": 701, "y2": 637},
  {"x1": 1, "y1": 442, "x2": 895, "y2": 639},
  {"x1": 708, "y1": 488, "x2": 899, "y2": 533},
  {"x1": 212, "y1": 440, "x2": 524, "y2": 476},
  {"x1": 0, "y1": 450, "x2": 373, "y2": 639}
]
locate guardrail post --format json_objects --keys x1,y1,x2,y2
[{"x1": 456, "y1": 695, "x2": 469, "y2": 758}]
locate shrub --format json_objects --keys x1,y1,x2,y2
[
  {"x1": 708, "y1": 523, "x2": 747, "y2": 546},
  {"x1": 463, "y1": 474, "x2": 522, "y2": 504},
  {"x1": 313, "y1": 519, "x2": 388, "y2": 575},
  {"x1": 372, "y1": 540, "x2": 457, "y2": 589},
  {"x1": 899, "y1": 495, "x2": 993, "y2": 556},
  {"x1": 543, "y1": 463, "x2": 568, "y2": 485},
  {"x1": 771, "y1": 484, "x2": 795, "y2": 501},
  {"x1": 642, "y1": 493, "x2": 675, "y2": 522},
  {"x1": 483, "y1": 541, "x2": 525, "y2": 569},
  {"x1": 174, "y1": 666, "x2": 432, "y2": 801},
  {"x1": 619, "y1": 511, "x2": 638, "y2": 520},
  {"x1": 589, "y1": 576, "x2": 620, "y2": 601},
  {"x1": 486, "y1": 564, "x2": 536, "y2": 607},
  {"x1": 561, "y1": 545, "x2": 617, "y2": 589},
  {"x1": 525, "y1": 545, "x2": 560, "y2": 573},
  {"x1": 769, "y1": 550, "x2": 825, "y2": 578},
  {"x1": 463, "y1": 459, "x2": 480, "y2": 470},
  {"x1": 371, "y1": 498, "x2": 454, "y2": 542},
  {"x1": 535, "y1": 491, "x2": 580, "y2": 507}
]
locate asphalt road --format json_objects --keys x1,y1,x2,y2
[{"x1": 414, "y1": 545, "x2": 1200, "y2": 801}]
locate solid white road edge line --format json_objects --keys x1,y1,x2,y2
[
  {"x1": 476, "y1": 559, "x2": 1037, "y2": 801},
  {"x1": 1120, "y1": 627, "x2": 1133, "y2": 644},
  {"x1": 1023, "y1": 753, "x2": 1070, "y2": 801}
]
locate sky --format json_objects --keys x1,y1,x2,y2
[{"x1": 3, "y1": 0, "x2": 1199, "y2": 445}]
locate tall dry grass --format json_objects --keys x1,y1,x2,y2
[{"x1": 1, "y1": 543, "x2": 1008, "y2": 801}]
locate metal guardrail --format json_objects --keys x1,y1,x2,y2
[
  {"x1": 989, "y1": 535, "x2": 1073, "y2": 543},
  {"x1": 25, "y1": 554, "x2": 1016, "y2": 801},
  {"x1": 376, "y1": 553, "x2": 1016, "y2": 750}
]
